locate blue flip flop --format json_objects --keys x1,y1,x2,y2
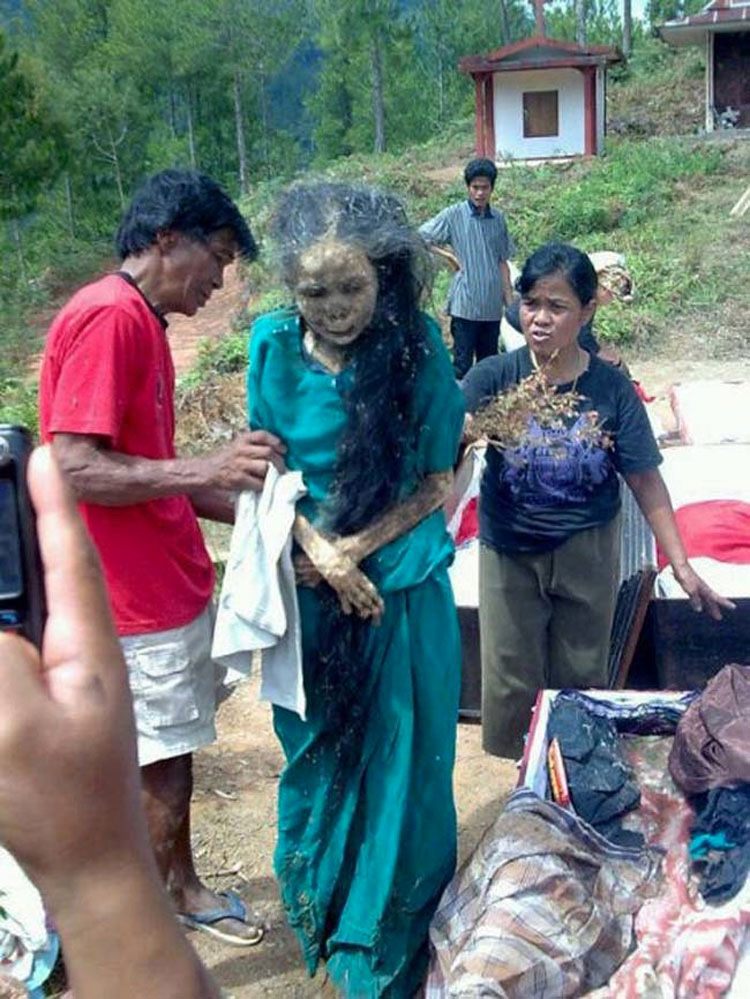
[{"x1": 178, "y1": 890, "x2": 264, "y2": 947}]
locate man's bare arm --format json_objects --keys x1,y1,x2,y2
[
  {"x1": 53, "y1": 431, "x2": 285, "y2": 508},
  {"x1": 190, "y1": 487, "x2": 236, "y2": 524}
]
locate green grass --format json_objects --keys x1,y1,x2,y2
[
  {"x1": 236, "y1": 127, "x2": 733, "y2": 350},
  {"x1": 1, "y1": 42, "x2": 747, "y2": 425}
]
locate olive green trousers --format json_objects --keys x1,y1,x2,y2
[{"x1": 479, "y1": 515, "x2": 620, "y2": 759}]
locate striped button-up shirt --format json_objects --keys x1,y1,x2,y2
[{"x1": 419, "y1": 200, "x2": 515, "y2": 321}]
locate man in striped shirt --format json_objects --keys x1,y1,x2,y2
[{"x1": 419, "y1": 158, "x2": 515, "y2": 378}]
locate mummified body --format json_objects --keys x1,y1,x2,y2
[{"x1": 247, "y1": 183, "x2": 465, "y2": 998}]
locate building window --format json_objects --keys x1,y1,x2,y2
[{"x1": 523, "y1": 90, "x2": 559, "y2": 138}]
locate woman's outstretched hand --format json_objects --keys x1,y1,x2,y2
[{"x1": 672, "y1": 562, "x2": 736, "y2": 621}]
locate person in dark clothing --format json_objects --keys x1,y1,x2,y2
[{"x1": 461, "y1": 242, "x2": 733, "y2": 759}]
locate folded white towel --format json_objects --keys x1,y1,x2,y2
[{"x1": 212, "y1": 465, "x2": 307, "y2": 719}]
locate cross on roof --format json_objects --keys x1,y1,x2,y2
[{"x1": 528, "y1": 0, "x2": 553, "y2": 37}]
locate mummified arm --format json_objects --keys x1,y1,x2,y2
[
  {"x1": 293, "y1": 512, "x2": 384, "y2": 621},
  {"x1": 338, "y1": 469, "x2": 453, "y2": 564}
]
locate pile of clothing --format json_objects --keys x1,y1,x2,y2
[
  {"x1": 670, "y1": 663, "x2": 750, "y2": 904},
  {"x1": 427, "y1": 688, "x2": 750, "y2": 998}
]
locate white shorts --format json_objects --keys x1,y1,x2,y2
[{"x1": 121, "y1": 604, "x2": 222, "y2": 767}]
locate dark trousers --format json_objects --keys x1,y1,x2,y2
[
  {"x1": 478, "y1": 515, "x2": 621, "y2": 759},
  {"x1": 451, "y1": 316, "x2": 500, "y2": 379}
]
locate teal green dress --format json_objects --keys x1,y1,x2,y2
[{"x1": 247, "y1": 309, "x2": 465, "y2": 998}]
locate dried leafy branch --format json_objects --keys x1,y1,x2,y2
[{"x1": 465, "y1": 363, "x2": 613, "y2": 454}]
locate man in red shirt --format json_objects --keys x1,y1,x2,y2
[{"x1": 39, "y1": 170, "x2": 284, "y2": 946}]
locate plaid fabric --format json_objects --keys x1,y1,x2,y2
[{"x1": 425, "y1": 790, "x2": 663, "y2": 998}]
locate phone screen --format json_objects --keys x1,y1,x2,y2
[{"x1": 0, "y1": 477, "x2": 23, "y2": 600}]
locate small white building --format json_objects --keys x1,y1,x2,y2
[
  {"x1": 459, "y1": 10, "x2": 621, "y2": 162},
  {"x1": 659, "y1": 0, "x2": 750, "y2": 131}
]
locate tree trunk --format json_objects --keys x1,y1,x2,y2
[
  {"x1": 186, "y1": 87, "x2": 197, "y2": 169},
  {"x1": 576, "y1": 0, "x2": 587, "y2": 45},
  {"x1": 233, "y1": 68, "x2": 249, "y2": 196},
  {"x1": 623, "y1": 0, "x2": 633, "y2": 58},
  {"x1": 370, "y1": 30, "x2": 386, "y2": 154},
  {"x1": 169, "y1": 86, "x2": 177, "y2": 137},
  {"x1": 110, "y1": 136, "x2": 126, "y2": 211},
  {"x1": 258, "y1": 61, "x2": 271, "y2": 179},
  {"x1": 437, "y1": 50, "x2": 445, "y2": 123},
  {"x1": 498, "y1": 0, "x2": 510, "y2": 44},
  {"x1": 63, "y1": 171, "x2": 76, "y2": 239},
  {"x1": 11, "y1": 216, "x2": 27, "y2": 284}
]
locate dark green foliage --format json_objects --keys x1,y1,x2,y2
[
  {"x1": 0, "y1": 1, "x2": 743, "y2": 412},
  {"x1": 646, "y1": 0, "x2": 706, "y2": 28},
  {"x1": 0, "y1": 30, "x2": 66, "y2": 219}
]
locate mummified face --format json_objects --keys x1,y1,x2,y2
[{"x1": 294, "y1": 240, "x2": 378, "y2": 348}]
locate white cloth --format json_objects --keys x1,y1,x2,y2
[
  {"x1": 659, "y1": 443, "x2": 750, "y2": 510},
  {"x1": 671, "y1": 382, "x2": 750, "y2": 445},
  {"x1": 212, "y1": 466, "x2": 307, "y2": 719},
  {"x1": 447, "y1": 446, "x2": 485, "y2": 609},
  {"x1": 0, "y1": 845, "x2": 47, "y2": 983}
]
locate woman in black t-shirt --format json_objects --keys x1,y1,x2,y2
[{"x1": 462, "y1": 243, "x2": 733, "y2": 759}]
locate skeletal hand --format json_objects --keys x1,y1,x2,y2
[{"x1": 307, "y1": 537, "x2": 383, "y2": 622}]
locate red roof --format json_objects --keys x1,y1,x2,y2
[
  {"x1": 659, "y1": 0, "x2": 750, "y2": 45},
  {"x1": 459, "y1": 34, "x2": 622, "y2": 75}
]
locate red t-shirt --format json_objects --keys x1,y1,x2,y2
[{"x1": 39, "y1": 274, "x2": 214, "y2": 635}]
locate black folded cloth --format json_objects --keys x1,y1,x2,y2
[{"x1": 548, "y1": 699, "x2": 643, "y2": 848}]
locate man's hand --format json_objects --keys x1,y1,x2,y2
[
  {"x1": 204, "y1": 429, "x2": 286, "y2": 493},
  {"x1": 430, "y1": 245, "x2": 461, "y2": 272}
]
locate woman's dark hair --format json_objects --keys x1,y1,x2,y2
[
  {"x1": 115, "y1": 169, "x2": 257, "y2": 261},
  {"x1": 271, "y1": 182, "x2": 433, "y2": 753},
  {"x1": 464, "y1": 157, "x2": 498, "y2": 188},
  {"x1": 517, "y1": 242, "x2": 598, "y2": 305}
]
